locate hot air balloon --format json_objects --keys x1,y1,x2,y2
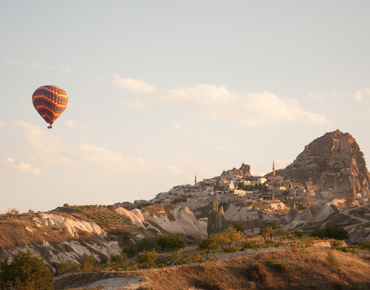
[{"x1": 32, "y1": 85, "x2": 68, "y2": 129}]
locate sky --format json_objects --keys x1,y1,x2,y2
[{"x1": 1, "y1": 1, "x2": 370, "y2": 213}]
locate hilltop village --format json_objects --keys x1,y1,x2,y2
[{"x1": 118, "y1": 162, "x2": 311, "y2": 211}]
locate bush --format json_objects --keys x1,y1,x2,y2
[
  {"x1": 56, "y1": 260, "x2": 79, "y2": 275},
  {"x1": 243, "y1": 241, "x2": 261, "y2": 251},
  {"x1": 137, "y1": 238, "x2": 157, "y2": 252},
  {"x1": 0, "y1": 251, "x2": 53, "y2": 290},
  {"x1": 247, "y1": 263, "x2": 268, "y2": 283},
  {"x1": 79, "y1": 255, "x2": 98, "y2": 272},
  {"x1": 110, "y1": 253, "x2": 128, "y2": 266},
  {"x1": 137, "y1": 249, "x2": 158, "y2": 267},
  {"x1": 326, "y1": 251, "x2": 340, "y2": 267},
  {"x1": 123, "y1": 246, "x2": 136, "y2": 258},
  {"x1": 292, "y1": 231, "x2": 303, "y2": 238},
  {"x1": 309, "y1": 225, "x2": 348, "y2": 240}
]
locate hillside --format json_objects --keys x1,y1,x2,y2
[
  {"x1": 53, "y1": 247, "x2": 370, "y2": 289},
  {"x1": 277, "y1": 130, "x2": 370, "y2": 199}
]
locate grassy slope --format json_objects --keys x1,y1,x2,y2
[{"x1": 53, "y1": 247, "x2": 370, "y2": 290}]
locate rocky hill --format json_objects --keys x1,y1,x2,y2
[
  {"x1": 221, "y1": 163, "x2": 251, "y2": 178},
  {"x1": 277, "y1": 130, "x2": 370, "y2": 199}
]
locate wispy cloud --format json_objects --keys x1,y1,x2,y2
[
  {"x1": 63, "y1": 120, "x2": 86, "y2": 129},
  {"x1": 123, "y1": 99, "x2": 152, "y2": 112},
  {"x1": 111, "y1": 76, "x2": 331, "y2": 127},
  {"x1": 0, "y1": 121, "x2": 7, "y2": 127},
  {"x1": 0, "y1": 158, "x2": 43, "y2": 175},
  {"x1": 160, "y1": 84, "x2": 331, "y2": 126},
  {"x1": 79, "y1": 144, "x2": 158, "y2": 175},
  {"x1": 30, "y1": 60, "x2": 71, "y2": 73},
  {"x1": 165, "y1": 123, "x2": 191, "y2": 132},
  {"x1": 353, "y1": 88, "x2": 370, "y2": 102},
  {"x1": 112, "y1": 74, "x2": 157, "y2": 93},
  {"x1": 16, "y1": 120, "x2": 74, "y2": 165}
]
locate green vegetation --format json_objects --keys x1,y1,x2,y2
[
  {"x1": 207, "y1": 201, "x2": 228, "y2": 235},
  {"x1": 137, "y1": 249, "x2": 158, "y2": 267},
  {"x1": 0, "y1": 251, "x2": 53, "y2": 290},
  {"x1": 56, "y1": 260, "x2": 79, "y2": 276},
  {"x1": 309, "y1": 225, "x2": 349, "y2": 240}
]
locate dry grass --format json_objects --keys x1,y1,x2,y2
[{"x1": 53, "y1": 247, "x2": 370, "y2": 289}]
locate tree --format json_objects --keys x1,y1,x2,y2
[
  {"x1": 207, "y1": 201, "x2": 228, "y2": 236},
  {"x1": 211, "y1": 232, "x2": 230, "y2": 250},
  {"x1": 0, "y1": 251, "x2": 53, "y2": 290},
  {"x1": 266, "y1": 221, "x2": 280, "y2": 240},
  {"x1": 198, "y1": 237, "x2": 218, "y2": 256},
  {"x1": 56, "y1": 260, "x2": 79, "y2": 276},
  {"x1": 259, "y1": 226, "x2": 273, "y2": 240},
  {"x1": 156, "y1": 235, "x2": 171, "y2": 253},
  {"x1": 79, "y1": 255, "x2": 98, "y2": 272},
  {"x1": 137, "y1": 249, "x2": 158, "y2": 267},
  {"x1": 137, "y1": 238, "x2": 157, "y2": 252},
  {"x1": 110, "y1": 253, "x2": 128, "y2": 266},
  {"x1": 309, "y1": 225, "x2": 348, "y2": 240},
  {"x1": 232, "y1": 221, "x2": 246, "y2": 234},
  {"x1": 6, "y1": 208, "x2": 19, "y2": 219},
  {"x1": 169, "y1": 234, "x2": 187, "y2": 251},
  {"x1": 223, "y1": 227, "x2": 241, "y2": 247}
]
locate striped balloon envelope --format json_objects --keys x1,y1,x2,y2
[{"x1": 32, "y1": 85, "x2": 68, "y2": 129}]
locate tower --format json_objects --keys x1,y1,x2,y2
[
  {"x1": 195, "y1": 175, "x2": 197, "y2": 185},
  {"x1": 273, "y1": 161, "x2": 275, "y2": 176}
]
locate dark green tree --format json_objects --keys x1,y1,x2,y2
[
  {"x1": 156, "y1": 235, "x2": 171, "y2": 253},
  {"x1": 0, "y1": 251, "x2": 53, "y2": 290},
  {"x1": 309, "y1": 225, "x2": 348, "y2": 240},
  {"x1": 232, "y1": 221, "x2": 246, "y2": 233},
  {"x1": 169, "y1": 234, "x2": 187, "y2": 251},
  {"x1": 137, "y1": 238, "x2": 157, "y2": 252},
  {"x1": 207, "y1": 201, "x2": 228, "y2": 236},
  {"x1": 198, "y1": 236, "x2": 218, "y2": 256}
]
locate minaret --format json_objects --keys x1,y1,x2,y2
[
  {"x1": 194, "y1": 175, "x2": 197, "y2": 185},
  {"x1": 273, "y1": 161, "x2": 275, "y2": 176}
]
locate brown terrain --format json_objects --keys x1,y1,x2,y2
[
  {"x1": 278, "y1": 130, "x2": 370, "y2": 199},
  {"x1": 53, "y1": 247, "x2": 370, "y2": 289}
]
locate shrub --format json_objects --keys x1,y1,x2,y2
[
  {"x1": 137, "y1": 238, "x2": 157, "y2": 252},
  {"x1": 292, "y1": 231, "x2": 303, "y2": 238},
  {"x1": 137, "y1": 249, "x2": 158, "y2": 267},
  {"x1": 123, "y1": 246, "x2": 136, "y2": 258},
  {"x1": 243, "y1": 241, "x2": 261, "y2": 250},
  {"x1": 223, "y1": 246, "x2": 239, "y2": 257},
  {"x1": 79, "y1": 255, "x2": 98, "y2": 272},
  {"x1": 0, "y1": 251, "x2": 53, "y2": 290},
  {"x1": 247, "y1": 263, "x2": 268, "y2": 283},
  {"x1": 110, "y1": 253, "x2": 128, "y2": 266},
  {"x1": 309, "y1": 225, "x2": 348, "y2": 240},
  {"x1": 326, "y1": 251, "x2": 340, "y2": 267},
  {"x1": 56, "y1": 260, "x2": 79, "y2": 275}
]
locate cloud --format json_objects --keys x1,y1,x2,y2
[
  {"x1": 123, "y1": 99, "x2": 152, "y2": 112},
  {"x1": 63, "y1": 120, "x2": 86, "y2": 129},
  {"x1": 160, "y1": 84, "x2": 331, "y2": 127},
  {"x1": 353, "y1": 88, "x2": 370, "y2": 102},
  {"x1": 165, "y1": 123, "x2": 191, "y2": 132},
  {"x1": 112, "y1": 74, "x2": 157, "y2": 93},
  {"x1": 16, "y1": 120, "x2": 74, "y2": 165},
  {"x1": 0, "y1": 158, "x2": 43, "y2": 175},
  {"x1": 80, "y1": 144, "x2": 158, "y2": 175},
  {"x1": 0, "y1": 121, "x2": 7, "y2": 127},
  {"x1": 30, "y1": 60, "x2": 71, "y2": 73}
]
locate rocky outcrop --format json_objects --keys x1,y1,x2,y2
[
  {"x1": 278, "y1": 130, "x2": 370, "y2": 199},
  {"x1": 221, "y1": 163, "x2": 251, "y2": 178},
  {"x1": 116, "y1": 204, "x2": 207, "y2": 239}
]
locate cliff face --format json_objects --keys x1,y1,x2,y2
[
  {"x1": 221, "y1": 163, "x2": 251, "y2": 178},
  {"x1": 278, "y1": 130, "x2": 370, "y2": 198}
]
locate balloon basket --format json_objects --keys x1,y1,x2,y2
[{"x1": 47, "y1": 125, "x2": 53, "y2": 129}]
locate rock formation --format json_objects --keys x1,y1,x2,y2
[
  {"x1": 221, "y1": 163, "x2": 251, "y2": 178},
  {"x1": 278, "y1": 130, "x2": 370, "y2": 199}
]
